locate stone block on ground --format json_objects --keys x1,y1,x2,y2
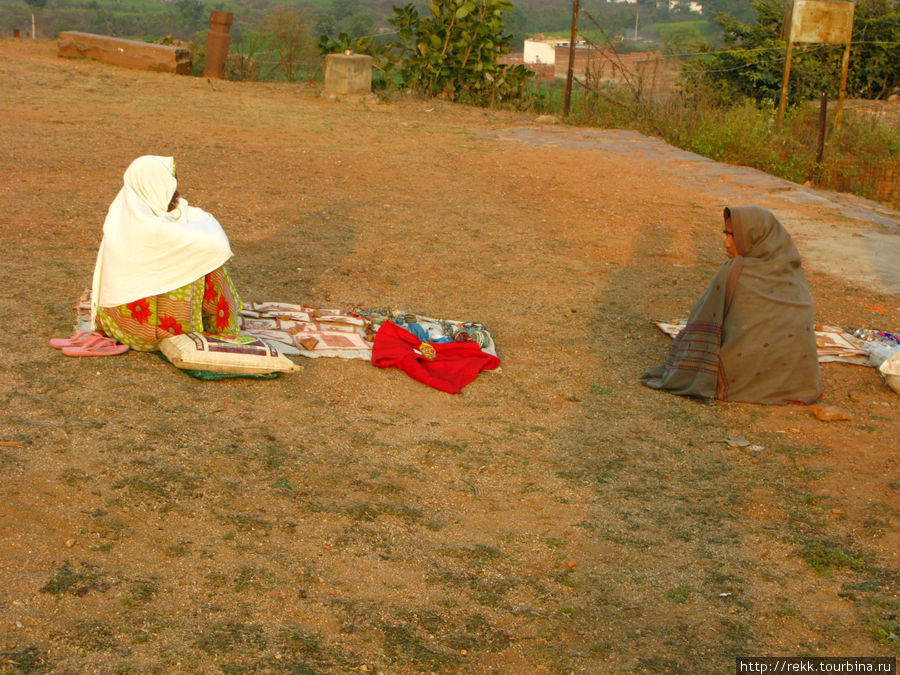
[
  {"x1": 324, "y1": 53, "x2": 373, "y2": 102},
  {"x1": 58, "y1": 31, "x2": 191, "y2": 75}
]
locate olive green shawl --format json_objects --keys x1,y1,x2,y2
[{"x1": 642, "y1": 206, "x2": 821, "y2": 404}]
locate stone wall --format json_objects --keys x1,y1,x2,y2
[{"x1": 58, "y1": 31, "x2": 191, "y2": 75}]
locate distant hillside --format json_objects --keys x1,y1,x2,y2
[{"x1": 0, "y1": 0, "x2": 724, "y2": 52}]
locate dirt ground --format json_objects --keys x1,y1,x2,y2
[{"x1": 1, "y1": 39, "x2": 898, "y2": 673}]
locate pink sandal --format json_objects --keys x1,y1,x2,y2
[
  {"x1": 61, "y1": 336, "x2": 129, "y2": 357},
  {"x1": 50, "y1": 330, "x2": 104, "y2": 349}
]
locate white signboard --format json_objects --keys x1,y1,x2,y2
[{"x1": 783, "y1": 0, "x2": 855, "y2": 44}]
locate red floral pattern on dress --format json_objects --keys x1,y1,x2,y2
[
  {"x1": 204, "y1": 275, "x2": 217, "y2": 304},
  {"x1": 126, "y1": 298, "x2": 151, "y2": 324},
  {"x1": 216, "y1": 296, "x2": 231, "y2": 331},
  {"x1": 159, "y1": 315, "x2": 184, "y2": 335}
]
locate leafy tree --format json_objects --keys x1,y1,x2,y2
[
  {"x1": 503, "y1": 5, "x2": 530, "y2": 49},
  {"x1": 344, "y1": 12, "x2": 375, "y2": 39},
  {"x1": 263, "y1": 9, "x2": 317, "y2": 82},
  {"x1": 331, "y1": 0, "x2": 358, "y2": 22},
  {"x1": 701, "y1": 0, "x2": 758, "y2": 24},
  {"x1": 313, "y1": 13, "x2": 338, "y2": 39},
  {"x1": 175, "y1": 0, "x2": 204, "y2": 23},
  {"x1": 319, "y1": 30, "x2": 391, "y2": 61},
  {"x1": 24, "y1": 0, "x2": 48, "y2": 8},
  {"x1": 315, "y1": 0, "x2": 379, "y2": 41},
  {"x1": 387, "y1": 0, "x2": 534, "y2": 104},
  {"x1": 228, "y1": 29, "x2": 269, "y2": 81},
  {"x1": 684, "y1": 0, "x2": 899, "y2": 104},
  {"x1": 173, "y1": 0, "x2": 207, "y2": 37},
  {"x1": 848, "y1": 0, "x2": 900, "y2": 99},
  {"x1": 661, "y1": 24, "x2": 709, "y2": 56}
]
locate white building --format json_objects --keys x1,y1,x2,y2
[
  {"x1": 523, "y1": 38, "x2": 569, "y2": 65},
  {"x1": 668, "y1": 0, "x2": 703, "y2": 12}
]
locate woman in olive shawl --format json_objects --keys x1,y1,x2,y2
[{"x1": 642, "y1": 206, "x2": 821, "y2": 404}]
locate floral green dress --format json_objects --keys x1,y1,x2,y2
[{"x1": 96, "y1": 267, "x2": 242, "y2": 351}]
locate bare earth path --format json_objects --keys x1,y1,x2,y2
[
  {"x1": 0, "y1": 40, "x2": 897, "y2": 673},
  {"x1": 489, "y1": 126, "x2": 899, "y2": 296}
]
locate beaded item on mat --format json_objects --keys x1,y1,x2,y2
[{"x1": 851, "y1": 328, "x2": 900, "y2": 346}]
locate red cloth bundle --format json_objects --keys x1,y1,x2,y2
[{"x1": 371, "y1": 321, "x2": 500, "y2": 394}]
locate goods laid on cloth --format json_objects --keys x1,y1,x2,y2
[
  {"x1": 879, "y1": 353, "x2": 900, "y2": 394},
  {"x1": 77, "y1": 300, "x2": 498, "y2": 362},
  {"x1": 73, "y1": 298, "x2": 499, "y2": 387},
  {"x1": 642, "y1": 206, "x2": 821, "y2": 404},
  {"x1": 238, "y1": 303, "x2": 497, "y2": 360},
  {"x1": 654, "y1": 321, "x2": 876, "y2": 366},
  {"x1": 159, "y1": 333, "x2": 299, "y2": 377},
  {"x1": 656, "y1": 321, "x2": 899, "y2": 374},
  {"x1": 371, "y1": 320, "x2": 500, "y2": 394},
  {"x1": 238, "y1": 302, "x2": 373, "y2": 359},
  {"x1": 849, "y1": 328, "x2": 900, "y2": 368}
]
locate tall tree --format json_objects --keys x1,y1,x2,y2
[
  {"x1": 263, "y1": 9, "x2": 317, "y2": 82},
  {"x1": 685, "y1": 0, "x2": 899, "y2": 103},
  {"x1": 701, "y1": 0, "x2": 758, "y2": 23},
  {"x1": 388, "y1": 0, "x2": 533, "y2": 103}
]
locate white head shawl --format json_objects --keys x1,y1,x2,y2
[{"x1": 91, "y1": 156, "x2": 233, "y2": 328}]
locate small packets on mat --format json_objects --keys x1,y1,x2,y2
[{"x1": 160, "y1": 333, "x2": 300, "y2": 376}]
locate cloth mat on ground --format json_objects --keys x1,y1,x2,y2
[
  {"x1": 240, "y1": 302, "x2": 373, "y2": 359},
  {"x1": 75, "y1": 297, "x2": 498, "y2": 362},
  {"x1": 225, "y1": 302, "x2": 498, "y2": 360},
  {"x1": 654, "y1": 320, "x2": 875, "y2": 366}
]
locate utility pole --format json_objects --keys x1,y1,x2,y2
[{"x1": 563, "y1": 0, "x2": 580, "y2": 116}]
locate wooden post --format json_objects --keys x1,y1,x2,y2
[
  {"x1": 563, "y1": 0, "x2": 580, "y2": 117},
  {"x1": 833, "y1": 40, "x2": 851, "y2": 131},
  {"x1": 816, "y1": 91, "x2": 827, "y2": 165},
  {"x1": 808, "y1": 90, "x2": 827, "y2": 184},
  {"x1": 777, "y1": 39, "x2": 794, "y2": 130}
]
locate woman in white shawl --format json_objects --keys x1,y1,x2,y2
[{"x1": 91, "y1": 155, "x2": 242, "y2": 351}]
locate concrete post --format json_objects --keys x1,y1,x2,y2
[
  {"x1": 323, "y1": 53, "x2": 373, "y2": 102},
  {"x1": 203, "y1": 11, "x2": 233, "y2": 79}
]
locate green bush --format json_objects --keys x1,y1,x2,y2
[
  {"x1": 387, "y1": 0, "x2": 533, "y2": 105},
  {"x1": 686, "y1": 0, "x2": 899, "y2": 104}
]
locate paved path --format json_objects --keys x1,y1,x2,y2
[{"x1": 488, "y1": 126, "x2": 900, "y2": 298}]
